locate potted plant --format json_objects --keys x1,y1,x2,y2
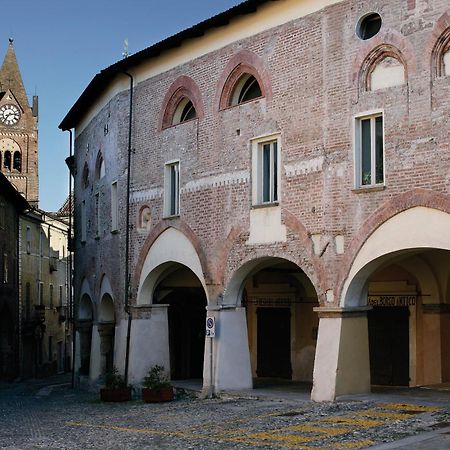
[
  {"x1": 100, "y1": 367, "x2": 132, "y2": 402},
  {"x1": 141, "y1": 365, "x2": 174, "y2": 403}
]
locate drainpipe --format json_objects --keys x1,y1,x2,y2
[
  {"x1": 123, "y1": 71, "x2": 133, "y2": 385},
  {"x1": 64, "y1": 129, "x2": 75, "y2": 388}
]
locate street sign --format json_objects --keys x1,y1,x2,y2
[{"x1": 205, "y1": 316, "x2": 216, "y2": 338}]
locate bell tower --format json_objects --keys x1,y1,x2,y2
[{"x1": 0, "y1": 39, "x2": 39, "y2": 206}]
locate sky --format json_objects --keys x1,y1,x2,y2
[{"x1": 1, "y1": 0, "x2": 243, "y2": 211}]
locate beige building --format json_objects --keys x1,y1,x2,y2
[{"x1": 20, "y1": 209, "x2": 70, "y2": 377}]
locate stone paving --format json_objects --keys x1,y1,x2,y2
[{"x1": 0, "y1": 376, "x2": 449, "y2": 449}]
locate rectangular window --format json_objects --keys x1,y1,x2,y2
[
  {"x1": 39, "y1": 231, "x2": 44, "y2": 256},
  {"x1": 59, "y1": 285, "x2": 63, "y2": 307},
  {"x1": 48, "y1": 336, "x2": 53, "y2": 362},
  {"x1": 3, "y1": 253, "x2": 8, "y2": 283},
  {"x1": 38, "y1": 282, "x2": 44, "y2": 305},
  {"x1": 251, "y1": 134, "x2": 281, "y2": 205},
  {"x1": 26, "y1": 226, "x2": 31, "y2": 254},
  {"x1": 25, "y1": 282, "x2": 31, "y2": 319},
  {"x1": 95, "y1": 193, "x2": 100, "y2": 237},
  {"x1": 49, "y1": 284, "x2": 54, "y2": 308},
  {"x1": 111, "y1": 181, "x2": 118, "y2": 232},
  {"x1": 81, "y1": 200, "x2": 87, "y2": 242},
  {"x1": 356, "y1": 113, "x2": 384, "y2": 187},
  {"x1": 164, "y1": 161, "x2": 180, "y2": 217}
]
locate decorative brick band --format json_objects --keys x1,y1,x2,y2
[
  {"x1": 285, "y1": 156, "x2": 324, "y2": 177},
  {"x1": 313, "y1": 306, "x2": 372, "y2": 319}
]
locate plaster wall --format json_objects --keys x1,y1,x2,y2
[{"x1": 128, "y1": 308, "x2": 170, "y2": 385}]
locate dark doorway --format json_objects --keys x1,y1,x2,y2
[
  {"x1": 368, "y1": 307, "x2": 409, "y2": 386},
  {"x1": 256, "y1": 307, "x2": 292, "y2": 379},
  {"x1": 161, "y1": 288, "x2": 206, "y2": 380}
]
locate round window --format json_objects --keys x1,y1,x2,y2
[{"x1": 357, "y1": 13, "x2": 382, "y2": 40}]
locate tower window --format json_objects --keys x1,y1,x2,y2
[
  {"x1": 13, "y1": 151, "x2": 21, "y2": 172},
  {"x1": 3, "y1": 151, "x2": 11, "y2": 170},
  {"x1": 164, "y1": 161, "x2": 180, "y2": 217}
]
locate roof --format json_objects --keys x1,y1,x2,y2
[
  {"x1": 59, "y1": 0, "x2": 272, "y2": 131},
  {"x1": 0, "y1": 171, "x2": 30, "y2": 211}
]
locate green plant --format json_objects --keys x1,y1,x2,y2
[
  {"x1": 143, "y1": 365, "x2": 171, "y2": 390},
  {"x1": 104, "y1": 367, "x2": 128, "y2": 389}
]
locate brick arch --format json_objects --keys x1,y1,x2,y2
[
  {"x1": 426, "y1": 8, "x2": 450, "y2": 78},
  {"x1": 216, "y1": 49, "x2": 272, "y2": 111},
  {"x1": 221, "y1": 211, "x2": 326, "y2": 305},
  {"x1": 132, "y1": 219, "x2": 212, "y2": 291},
  {"x1": 336, "y1": 188, "x2": 450, "y2": 302},
  {"x1": 352, "y1": 29, "x2": 416, "y2": 90},
  {"x1": 159, "y1": 75, "x2": 204, "y2": 130}
]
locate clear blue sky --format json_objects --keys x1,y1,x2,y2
[{"x1": 1, "y1": 0, "x2": 242, "y2": 211}]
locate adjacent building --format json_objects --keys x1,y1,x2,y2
[
  {"x1": 0, "y1": 41, "x2": 70, "y2": 379},
  {"x1": 60, "y1": 0, "x2": 450, "y2": 400}
]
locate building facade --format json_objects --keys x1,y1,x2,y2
[
  {"x1": 61, "y1": 0, "x2": 450, "y2": 400},
  {"x1": 20, "y1": 210, "x2": 70, "y2": 377},
  {"x1": 0, "y1": 172, "x2": 29, "y2": 380}
]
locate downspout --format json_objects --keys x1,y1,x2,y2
[
  {"x1": 65, "y1": 129, "x2": 75, "y2": 388},
  {"x1": 123, "y1": 71, "x2": 133, "y2": 385}
]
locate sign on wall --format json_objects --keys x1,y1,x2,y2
[
  {"x1": 205, "y1": 316, "x2": 216, "y2": 338},
  {"x1": 368, "y1": 295, "x2": 417, "y2": 307}
]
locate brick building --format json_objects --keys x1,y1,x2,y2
[{"x1": 60, "y1": 0, "x2": 450, "y2": 400}]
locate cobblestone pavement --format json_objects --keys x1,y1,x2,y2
[{"x1": 0, "y1": 376, "x2": 449, "y2": 449}]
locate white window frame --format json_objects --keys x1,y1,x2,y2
[
  {"x1": 164, "y1": 160, "x2": 180, "y2": 218},
  {"x1": 111, "y1": 181, "x2": 118, "y2": 232},
  {"x1": 251, "y1": 133, "x2": 281, "y2": 206},
  {"x1": 354, "y1": 111, "x2": 385, "y2": 188}
]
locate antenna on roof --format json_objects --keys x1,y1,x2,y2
[{"x1": 122, "y1": 38, "x2": 129, "y2": 59}]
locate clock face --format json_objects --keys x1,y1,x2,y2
[{"x1": 0, "y1": 104, "x2": 21, "y2": 125}]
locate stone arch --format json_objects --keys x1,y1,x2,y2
[
  {"x1": 98, "y1": 275, "x2": 115, "y2": 322},
  {"x1": 159, "y1": 75, "x2": 204, "y2": 130},
  {"x1": 135, "y1": 226, "x2": 209, "y2": 305},
  {"x1": 223, "y1": 255, "x2": 318, "y2": 307},
  {"x1": 78, "y1": 277, "x2": 95, "y2": 320},
  {"x1": 78, "y1": 293, "x2": 94, "y2": 320},
  {"x1": 341, "y1": 206, "x2": 450, "y2": 307},
  {"x1": 352, "y1": 30, "x2": 416, "y2": 91},
  {"x1": 427, "y1": 8, "x2": 450, "y2": 78},
  {"x1": 216, "y1": 50, "x2": 272, "y2": 110}
]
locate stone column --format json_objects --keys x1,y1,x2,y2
[
  {"x1": 128, "y1": 305, "x2": 170, "y2": 386},
  {"x1": 89, "y1": 323, "x2": 101, "y2": 381},
  {"x1": 311, "y1": 307, "x2": 371, "y2": 402},
  {"x1": 207, "y1": 306, "x2": 252, "y2": 393}
]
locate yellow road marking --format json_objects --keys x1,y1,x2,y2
[
  {"x1": 380, "y1": 403, "x2": 441, "y2": 412},
  {"x1": 322, "y1": 416, "x2": 385, "y2": 427},
  {"x1": 285, "y1": 424, "x2": 351, "y2": 436}
]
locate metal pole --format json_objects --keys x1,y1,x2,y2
[{"x1": 123, "y1": 72, "x2": 133, "y2": 385}]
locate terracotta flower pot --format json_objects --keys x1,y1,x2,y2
[
  {"x1": 100, "y1": 387, "x2": 132, "y2": 402},
  {"x1": 142, "y1": 386, "x2": 174, "y2": 403}
]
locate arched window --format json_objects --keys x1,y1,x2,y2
[
  {"x1": 230, "y1": 74, "x2": 262, "y2": 106},
  {"x1": 3, "y1": 151, "x2": 11, "y2": 171},
  {"x1": 82, "y1": 162, "x2": 89, "y2": 189},
  {"x1": 160, "y1": 76, "x2": 204, "y2": 130},
  {"x1": 13, "y1": 151, "x2": 21, "y2": 172},
  {"x1": 96, "y1": 152, "x2": 105, "y2": 179},
  {"x1": 172, "y1": 98, "x2": 197, "y2": 125}
]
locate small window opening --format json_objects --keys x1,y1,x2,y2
[
  {"x1": 230, "y1": 74, "x2": 262, "y2": 106},
  {"x1": 82, "y1": 163, "x2": 89, "y2": 189},
  {"x1": 357, "y1": 13, "x2": 382, "y2": 40},
  {"x1": 3, "y1": 151, "x2": 11, "y2": 171},
  {"x1": 13, "y1": 151, "x2": 21, "y2": 172}
]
